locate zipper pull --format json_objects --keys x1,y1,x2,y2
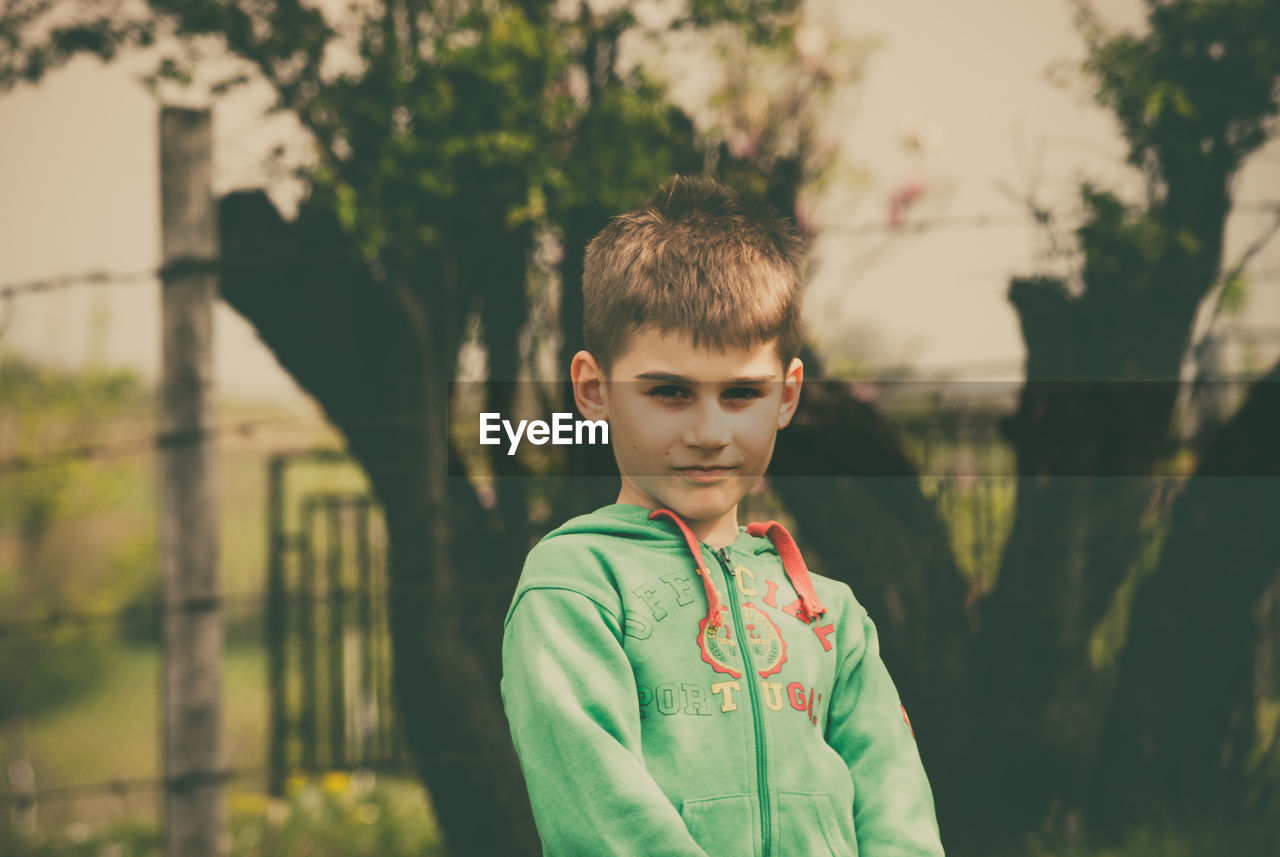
[{"x1": 714, "y1": 547, "x2": 734, "y2": 573}]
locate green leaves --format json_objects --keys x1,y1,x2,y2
[
  {"x1": 1075, "y1": 184, "x2": 1168, "y2": 295},
  {"x1": 1080, "y1": 0, "x2": 1280, "y2": 176},
  {"x1": 1215, "y1": 267, "x2": 1249, "y2": 316},
  {"x1": 0, "y1": 0, "x2": 811, "y2": 263},
  {"x1": 0, "y1": 6, "x2": 156, "y2": 89},
  {"x1": 1142, "y1": 80, "x2": 1195, "y2": 124},
  {"x1": 678, "y1": 0, "x2": 804, "y2": 47}
]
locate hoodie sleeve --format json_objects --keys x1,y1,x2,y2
[
  {"x1": 823, "y1": 599, "x2": 945, "y2": 857},
  {"x1": 502, "y1": 584, "x2": 710, "y2": 857}
]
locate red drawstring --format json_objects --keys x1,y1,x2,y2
[
  {"x1": 648, "y1": 509, "x2": 727, "y2": 630},
  {"x1": 746, "y1": 520, "x2": 827, "y2": 623},
  {"x1": 648, "y1": 510, "x2": 828, "y2": 629}
]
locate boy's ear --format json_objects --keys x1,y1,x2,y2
[
  {"x1": 571, "y1": 350, "x2": 608, "y2": 420},
  {"x1": 777, "y1": 357, "x2": 804, "y2": 429}
]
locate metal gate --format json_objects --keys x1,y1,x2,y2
[{"x1": 264, "y1": 450, "x2": 409, "y2": 795}]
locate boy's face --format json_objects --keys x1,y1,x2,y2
[{"x1": 571, "y1": 328, "x2": 803, "y2": 545}]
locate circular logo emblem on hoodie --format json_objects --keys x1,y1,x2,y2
[{"x1": 698, "y1": 603, "x2": 788, "y2": 679}]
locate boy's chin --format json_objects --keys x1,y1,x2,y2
[{"x1": 654, "y1": 484, "x2": 750, "y2": 524}]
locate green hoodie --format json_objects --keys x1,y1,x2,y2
[{"x1": 501, "y1": 503, "x2": 944, "y2": 857}]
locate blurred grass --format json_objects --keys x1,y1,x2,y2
[
  {"x1": 24, "y1": 643, "x2": 157, "y2": 787},
  {"x1": 1018, "y1": 815, "x2": 1280, "y2": 857},
  {"x1": 7, "y1": 781, "x2": 1279, "y2": 857},
  {"x1": 21, "y1": 640, "x2": 269, "y2": 793},
  {"x1": 3, "y1": 775, "x2": 442, "y2": 857}
]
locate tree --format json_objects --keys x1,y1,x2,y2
[
  {"x1": 6, "y1": 0, "x2": 1280, "y2": 853},
  {"x1": 972, "y1": 0, "x2": 1280, "y2": 834}
]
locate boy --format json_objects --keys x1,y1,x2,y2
[{"x1": 501, "y1": 176, "x2": 944, "y2": 857}]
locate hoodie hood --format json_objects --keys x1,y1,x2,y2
[
  {"x1": 542, "y1": 503, "x2": 826, "y2": 633},
  {"x1": 542, "y1": 503, "x2": 773, "y2": 555}
]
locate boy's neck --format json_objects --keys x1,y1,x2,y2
[
  {"x1": 694, "y1": 511, "x2": 741, "y2": 550},
  {"x1": 614, "y1": 492, "x2": 741, "y2": 549}
]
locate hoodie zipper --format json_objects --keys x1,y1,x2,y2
[{"x1": 714, "y1": 546, "x2": 772, "y2": 857}]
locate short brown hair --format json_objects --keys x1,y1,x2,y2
[{"x1": 582, "y1": 175, "x2": 804, "y2": 370}]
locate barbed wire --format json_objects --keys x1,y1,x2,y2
[
  {"x1": 0, "y1": 257, "x2": 219, "y2": 301},
  {"x1": 821, "y1": 199, "x2": 1280, "y2": 236},
  {"x1": 0, "y1": 266, "x2": 161, "y2": 301},
  {"x1": 0, "y1": 415, "x2": 306, "y2": 475},
  {"x1": 0, "y1": 257, "x2": 221, "y2": 340},
  {"x1": 0, "y1": 760, "x2": 452, "y2": 808},
  {"x1": 0, "y1": 585, "x2": 390, "y2": 641},
  {"x1": 0, "y1": 411, "x2": 472, "y2": 475},
  {"x1": 0, "y1": 200, "x2": 1276, "y2": 299},
  {"x1": 0, "y1": 591, "x2": 263, "y2": 640},
  {"x1": 0, "y1": 767, "x2": 258, "y2": 808}
]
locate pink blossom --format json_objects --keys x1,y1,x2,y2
[
  {"x1": 848, "y1": 381, "x2": 879, "y2": 403},
  {"x1": 726, "y1": 128, "x2": 762, "y2": 161},
  {"x1": 887, "y1": 179, "x2": 926, "y2": 227}
]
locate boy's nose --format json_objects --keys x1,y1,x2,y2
[{"x1": 683, "y1": 402, "x2": 732, "y2": 449}]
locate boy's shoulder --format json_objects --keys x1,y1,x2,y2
[
  {"x1": 507, "y1": 504, "x2": 681, "y2": 619},
  {"x1": 799, "y1": 566, "x2": 861, "y2": 608},
  {"x1": 519, "y1": 506, "x2": 685, "y2": 570}
]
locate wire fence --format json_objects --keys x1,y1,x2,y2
[
  {"x1": 0, "y1": 453, "x2": 411, "y2": 831},
  {"x1": 3, "y1": 199, "x2": 1280, "y2": 843},
  {"x1": 1, "y1": 196, "x2": 1279, "y2": 301}
]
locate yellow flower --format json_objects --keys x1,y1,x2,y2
[
  {"x1": 321, "y1": 771, "x2": 351, "y2": 795},
  {"x1": 230, "y1": 791, "x2": 271, "y2": 816}
]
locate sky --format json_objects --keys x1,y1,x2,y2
[{"x1": 1, "y1": 0, "x2": 1278, "y2": 407}]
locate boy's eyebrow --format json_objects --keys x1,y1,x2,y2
[{"x1": 634, "y1": 371, "x2": 777, "y2": 384}]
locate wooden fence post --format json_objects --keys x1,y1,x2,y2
[{"x1": 159, "y1": 106, "x2": 225, "y2": 857}]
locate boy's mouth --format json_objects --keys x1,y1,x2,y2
[{"x1": 675, "y1": 465, "x2": 738, "y2": 482}]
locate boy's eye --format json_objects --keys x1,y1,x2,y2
[
  {"x1": 724, "y1": 387, "x2": 764, "y2": 401},
  {"x1": 647, "y1": 385, "x2": 691, "y2": 401}
]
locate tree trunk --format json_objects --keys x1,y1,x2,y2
[
  {"x1": 974, "y1": 164, "x2": 1232, "y2": 829},
  {"x1": 219, "y1": 191, "x2": 540, "y2": 856},
  {"x1": 1097, "y1": 357, "x2": 1280, "y2": 822}
]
